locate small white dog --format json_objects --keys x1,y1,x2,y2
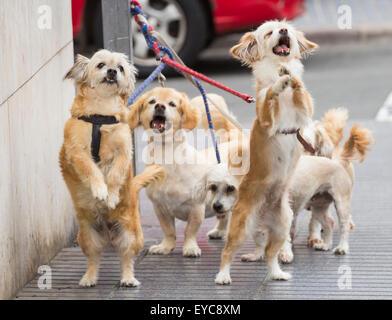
[
  {"x1": 204, "y1": 163, "x2": 239, "y2": 240},
  {"x1": 240, "y1": 125, "x2": 374, "y2": 264},
  {"x1": 285, "y1": 125, "x2": 374, "y2": 256},
  {"x1": 191, "y1": 93, "x2": 250, "y2": 240}
]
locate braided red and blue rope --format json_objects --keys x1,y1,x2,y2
[{"x1": 130, "y1": 0, "x2": 256, "y2": 163}]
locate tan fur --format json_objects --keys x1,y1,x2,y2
[
  {"x1": 60, "y1": 50, "x2": 164, "y2": 287},
  {"x1": 340, "y1": 124, "x2": 375, "y2": 167},
  {"x1": 216, "y1": 22, "x2": 315, "y2": 284},
  {"x1": 321, "y1": 108, "x2": 348, "y2": 147},
  {"x1": 191, "y1": 94, "x2": 239, "y2": 139},
  {"x1": 295, "y1": 30, "x2": 319, "y2": 56},
  {"x1": 129, "y1": 87, "x2": 199, "y2": 131},
  {"x1": 132, "y1": 165, "x2": 166, "y2": 193},
  {"x1": 230, "y1": 24, "x2": 318, "y2": 67},
  {"x1": 303, "y1": 108, "x2": 348, "y2": 158},
  {"x1": 230, "y1": 32, "x2": 260, "y2": 66}
]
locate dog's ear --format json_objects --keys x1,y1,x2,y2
[
  {"x1": 295, "y1": 31, "x2": 319, "y2": 56},
  {"x1": 119, "y1": 54, "x2": 138, "y2": 97},
  {"x1": 230, "y1": 32, "x2": 260, "y2": 66},
  {"x1": 128, "y1": 93, "x2": 147, "y2": 130},
  {"x1": 179, "y1": 93, "x2": 199, "y2": 130},
  {"x1": 64, "y1": 54, "x2": 89, "y2": 85}
]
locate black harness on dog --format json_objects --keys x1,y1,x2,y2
[{"x1": 78, "y1": 115, "x2": 119, "y2": 163}]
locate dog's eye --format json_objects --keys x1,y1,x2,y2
[
  {"x1": 169, "y1": 101, "x2": 176, "y2": 108},
  {"x1": 97, "y1": 62, "x2": 105, "y2": 69},
  {"x1": 118, "y1": 65, "x2": 124, "y2": 73},
  {"x1": 226, "y1": 185, "x2": 235, "y2": 193},
  {"x1": 149, "y1": 99, "x2": 156, "y2": 104},
  {"x1": 264, "y1": 31, "x2": 273, "y2": 39},
  {"x1": 209, "y1": 184, "x2": 217, "y2": 192}
]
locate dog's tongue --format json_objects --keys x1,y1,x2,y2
[
  {"x1": 276, "y1": 44, "x2": 290, "y2": 53},
  {"x1": 152, "y1": 119, "x2": 166, "y2": 131}
]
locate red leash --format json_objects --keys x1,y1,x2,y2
[
  {"x1": 161, "y1": 57, "x2": 255, "y2": 104},
  {"x1": 130, "y1": 0, "x2": 255, "y2": 105}
]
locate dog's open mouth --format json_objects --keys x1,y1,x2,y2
[
  {"x1": 150, "y1": 115, "x2": 167, "y2": 133},
  {"x1": 103, "y1": 78, "x2": 117, "y2": 85},
  {"x1": 273, "y1": 36, "x2": 291, "y2": 56},
  {"x1": 216, "y1": 213, "x2": 227, "y2": 219}
]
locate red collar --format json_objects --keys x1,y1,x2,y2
[{"x1": 277, "y1": 128, "x2": 315, "y2": 154}]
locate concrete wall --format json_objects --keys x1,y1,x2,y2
[{"x1": 0, "y1": 0, "x2": 77, "y2": 299}]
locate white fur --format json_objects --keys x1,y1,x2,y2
[
  {"x1": 215, "y1": 265, "x2": 231, "y2": 284},
  {"x1": 280, "y1": 155, "x2": 355, "y2": 260},
  {"x1": 145, "y1": 131, "x2": 235, "y2": 256}
]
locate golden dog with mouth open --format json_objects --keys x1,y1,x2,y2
[{"x1": 129, "y1": 87, "x2": 237, "y2": 257}]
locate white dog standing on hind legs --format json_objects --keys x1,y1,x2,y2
[{"x1": 215, "y1": 20, "x2": 317, "y2": 285}]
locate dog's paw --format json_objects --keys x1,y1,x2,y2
[
  {"x1": 307, "y1": 237, "x2": 322, "y2": 247},
  {"x1": 79, "y1": 274, "x2": 97, "y2": 287},
  {"x1": 273, "y1": 75, "x2": 291, "y2": 94},
  {"x1": 268, "y1": 270, "x2": 292, "y2": 281},
  {"x1": 207, "y1": 228, "x2": 225, "y2": 240},
  {"x1": 333, "y1": 244, "x2": 349, "y2": 255},
  {"x1": 278, "y1": 66, "x2": 291, "y2": 77},
  {"x1": 313, "y1": 241, "x2": 331, "y2": 251},
  {"x1": 241, "y1": 252, "x2": 264, "y2": 262},
  {"x1": 148, "y1": 243, "x2": 175, "y2": 255},
  {"x1": 279, "y1": 249, "x2": 294, "y2": 264},
  {"x1": 183, "y1": 243, "x2": 201, "y2": 257},
  {"x1": 106, "y1": 191, "x2": 120, "y2": 210},
  {"x1": 215, "y1": 270, "x2": 232, "y2": 285},
  {"x1": 120, "y1": 277, "x2": 140, "y2": 287},
  {"x1": 91, "y1": 181, "x2": 108, "y2": 201}
]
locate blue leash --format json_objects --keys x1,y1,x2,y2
[
  {"x1": 126, "y1": 46, "x2": 173, "y2": 107},
  {"x1": 126, "y1": 62, "x2": 166, "y2": 107},
  {"x1": 128, "y1": 6, "x2": 221, "y2": 163},
  {"x1": 194, "y1": 78, "x2": 221, "y2": 164}
]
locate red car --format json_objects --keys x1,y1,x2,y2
[{"x1": 72, "y1": 0, "x2": 304, "y2": 75}]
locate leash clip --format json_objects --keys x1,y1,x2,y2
[
  {"x1": 155, "y1": 51, "x2": 165, "y2": 61},
  {"x1": 247, "y1": 96, "x2": 256, "y2": 103},
  {"x1": 158, "y1": 73, "x2": 166, "y2": 87}
]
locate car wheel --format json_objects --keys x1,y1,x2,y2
[{"x1": 133, "y1": 0, "x2": 209, "y2": 77}]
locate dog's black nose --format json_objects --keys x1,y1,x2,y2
[
  {"x1": 155, "y1": 104, "x2": 166, "y2": 111},
  {"x1": 279, "y1": 28, "x2": 288, "y2": 35},
  {"x1": 213, "y1": 202, "x2": 223, "y2": 213},
  {"x1": 107, "y1": 69, "x2": 117, "y2": 79}
]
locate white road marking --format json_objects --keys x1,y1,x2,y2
[{"x1": 376, "y1": 91, "x2": 392, "y2": 122}]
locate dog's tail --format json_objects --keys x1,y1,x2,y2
[
  {"x1": 191, "y1": 94, "x2": 241, "y2": 141},
  {"x1": 132, "y1": 165, "x2": 166, "y2": 193},
  {"x1": 339, "y1": 125, "x2": 374, "y2": 168},
  {"x1": 320, "y1": 108, "x2": 348, "y2": 147}
]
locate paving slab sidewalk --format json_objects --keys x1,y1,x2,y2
[{"x1": 15, "y1": 121, "x2": 392, "y2": 300}]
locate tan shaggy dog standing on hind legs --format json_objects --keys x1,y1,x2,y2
[
  {"x1": 60, "y1": 50, "x2": 165, "y2": 287},
  {"x1": 215, "y1": 21, "x2": 318, "y2": 284}
]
